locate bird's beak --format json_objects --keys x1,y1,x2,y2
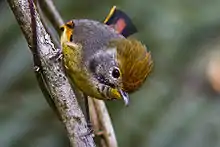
[{"x1": 118, "y1": 89, "x2": 129, "y2": 106}]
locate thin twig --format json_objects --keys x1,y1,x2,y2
[
  {"x1": 7, "y1": 0, "x2": 95, "y2": 146},
  {"x1": 38, "y1": 0, "x2": 64, "y2": 33},
  {"x1": 89, "y1": 99, "x2": 118, "y2": 147}
]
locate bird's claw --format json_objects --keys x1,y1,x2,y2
[
  {"x1": 49, "y1": 48, "x2": 62, "y2": 61},
  {"x1": 80, "y1": 124, "x2": 105, "y2": 138},
  {"x1": 80, "y1": 123, "x2": 95, "y2": 138},
  {"x1": 34, "y1": 66, "x2": 40, "y2": 72}
]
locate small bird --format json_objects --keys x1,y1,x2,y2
[{"x1": 60, "y1": 6, "x2": 153, "y2": 105}]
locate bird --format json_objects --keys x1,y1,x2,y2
[{"x1": 59, "y1": 6, "x2": 153, "y2": 106}]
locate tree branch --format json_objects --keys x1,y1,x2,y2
[{"x1": 7, "y1": 0, "x2": 95, "y2": 146}]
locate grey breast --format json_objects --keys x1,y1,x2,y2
[{"x1": 72, "y1": 19, "x2": 124, "y2": 64}]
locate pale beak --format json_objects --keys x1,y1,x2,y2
[{"x1": 118, "y1": 89, "x2": 129, "y2": 106}]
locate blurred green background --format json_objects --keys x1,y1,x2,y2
[{"x1": 1, "y1": 0, "x2": 220, "y2": 147}]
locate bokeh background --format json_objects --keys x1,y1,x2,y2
[{"x1": 1, "y1": 0, "x2": 220, "y2": 147}]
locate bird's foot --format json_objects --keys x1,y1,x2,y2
[
  {"x1": 87, "y1": 122, "x2": 94, "y2": 136},
  {"x1": 80, "y1": 123, "x2": 95, "y2": 138},
  {"x1": 49, "y1": 48, "x2": 62, "y2": 61}
]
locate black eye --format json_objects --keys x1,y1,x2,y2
[{"x1": 112, "y1": 68, "x2": 120, "y2": 78}]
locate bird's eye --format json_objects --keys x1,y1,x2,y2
[{"x1": 112, "y1": 68, "x2": 121, "y2": 79}]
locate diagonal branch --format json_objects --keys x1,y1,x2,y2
[{"x1": 7, "y1": 0, "x2": 95, "y2": 146}]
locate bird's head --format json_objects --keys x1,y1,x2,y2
[{"x1": 88, "y1": 38, "x2": 153, "y2": 105}]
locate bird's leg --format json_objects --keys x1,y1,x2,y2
[
  {"x1": 80, "y1": 95, "x2": 105, "y2": 138},
  {"x1": 84, "y1": 94, "x2": 93, "y2": 132},
  {"x1": 83, "y1": 92, "x2": 106, "y2": 138}
]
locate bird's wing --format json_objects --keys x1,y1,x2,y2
[{"x1": 104, "y1": 6, "x2": 137, "y2": 38}]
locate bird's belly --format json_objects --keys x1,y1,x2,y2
[{"x1": 68, "y1": 71, "x2": 104, "y2": 100}]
